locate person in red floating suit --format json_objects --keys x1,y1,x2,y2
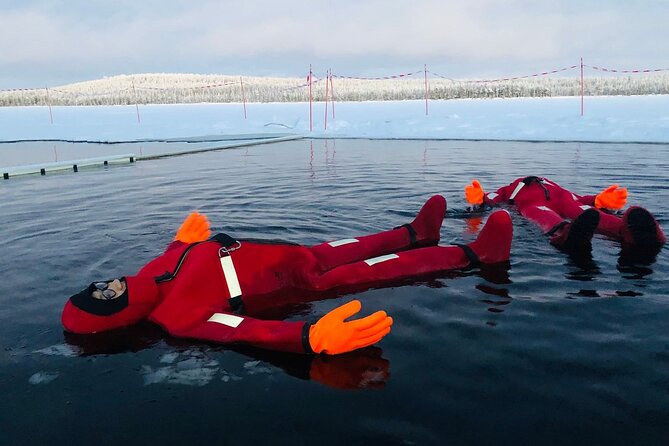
[
  {"x1": 464, "y1": 176, "x2": 665, "y2": 258},
  {"x1": 62, "y1": 196, "x2": 513, "y2": 355}
]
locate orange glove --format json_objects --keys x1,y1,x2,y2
[
  {"x1": 465, "y1": 179, "x2": 484, "y2": 205},
  {"x1": 595, "y1": 184, "x2": 627, "y2": 211},
  {"x1": 174, "y1": 212, "x2": 211, "y2": 243},
  {"x1": 309, "y1": 300, "x2": 393, "y2": 355}
]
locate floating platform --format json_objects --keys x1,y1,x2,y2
[
  {"x1": 2, "y1": 154, "x2": 136, "y2": 179},
  {"x1": 1, "y1": 133, "x2": 304, "y2": 179},
  {"x1": 135, "y1": 134, "x2": 302, "y2": 160}
]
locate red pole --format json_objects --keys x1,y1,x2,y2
[
  {"x1": 329, "y1": 69, "x2": 336, "y2": 119},
  {"x1": 240, "y1": 76, "x2": 247, "y2": 119},
  {"x1": 581, "y1": 57, "x2": 583, "y2": 116},
  {"x1": 309, "y1": 64, "x2": 313, "y2": 132},
  {"x1": 45, "y1": 86, "x2": 53, "y2": 124},
  {"x1": 132, "y1": 79, "x2": 141, "y2": 124},
  {"x1": 324, "y1": 69, "x2": 330, "y2": 130},
  {"x1": 424, "y1": 64, "x2": 429, "y2": 116}
]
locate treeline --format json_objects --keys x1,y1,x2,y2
[{"x1": 2, "y1": 72, "x2": 669, "y2": 106}]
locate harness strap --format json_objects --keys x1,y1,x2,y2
[
  {"x1": 219, "y1": 254, "x2": 244, "y2": 313},
  {"x1": 153, "y1": 232, "x2": 245, "y2": 313},
  {"x1": 545, "y1": 220, "x2": 568, "y2": 236},
  {"x1": 154, "y1": 233, "x2": 239, "y2": 284},
  {"x1": 522, "y1": 176, "x2": 551, "y2": 200},
  {"x1": 212, "y1": 233, "x2": 245, "y2": 312},
  {"x1": 454, "y1": 244, "x2": 481, "y2": 269},
  {"x1": 508, "y1": 182, "x2": 526, "y2": 201},
  {"x1": 302, "y1": 323, "x2": 314, "y2": 354},
  {"x1": 509, "y1": 176, "x2": 552, "y2": 203},
  {"x1": 394, "y1": 223, "x2": 417, "y2": 246},
  {"x1": 211, "y1": 232, "x2": 237, "y2": 247}
]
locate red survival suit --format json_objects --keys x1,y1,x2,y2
[
  {"x1": 62, "y1": 196, "x2": 513, "y2": 354},
  {"x1": 471, "y1": 176, "x2": 665, "y2": 252}
]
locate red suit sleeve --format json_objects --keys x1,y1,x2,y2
[
  {"x1": 164, "y1": 240, "x2": 186, "y2": 253},
  {"x1": 148, "y1": 288, "x2": 311, "y2": 354},
  {"x1": 575, "y1": 194, "x2": 596, "y2": 206},
  {"x1": 171, "y1": 313, "x2": 311, "y2": 354},
  {"x1": 482, "y1": 181, "x2": 518, "y2": 206}
]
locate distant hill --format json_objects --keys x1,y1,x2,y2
[{"x1": 2, "y1": 72, "x2": 669, "y2": 106}]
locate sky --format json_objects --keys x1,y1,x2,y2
[{"x1": 1, "y1": 0, "x2": 668, "y2": 89}]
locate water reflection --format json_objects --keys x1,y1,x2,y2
[
  {"x1": 308, "y1": 140, "x2": 338, "y2": 182},
  {"x1": 309, "y1": 140, "x2": 315, "y2": 181},
  {"x1": 465, "y1": 215, "x2": 483, "y2": 234},
  {"x1": 476, "y1": 263, "x2": 513, "y2": 318},
  {"x1": 63, "y1": 327, "x2": 389, "y2": 390},
  {"x1": 306, "y1": 347, "x2": 389, "y2": 390},
  {"x1": 324, "y1": 139, "x2": 337, "y2": 176},
  {"x1": 566, "y1": 289, "x2": 644, "y2": 299},
  {"x1": 617, "y1": 261, "x2": 655, "y2": 279},
  {"x1": 618, "y1": 247, "x2": 662, "y2": 271},
  {"x1": 564, "y1": 251, "x2": 601, "y2": 280}
]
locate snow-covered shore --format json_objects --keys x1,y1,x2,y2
[{"x1": 1, "y1": 95, "x2": 668, "y2": 143}]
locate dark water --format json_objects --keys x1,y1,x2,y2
[{"x1": 1, "y1": 139, "x2": 668, "y2": 445}]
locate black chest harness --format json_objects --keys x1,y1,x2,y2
[
  {"x1": 508, "y1": 176, "x2": 551, "y2": 204},
  {"x1": 154, "y1": 233, "x2": 245, "y2": 313}
]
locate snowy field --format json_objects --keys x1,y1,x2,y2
[{"x1": 0, "y1": 95, "x2": 668, "y2": 144}]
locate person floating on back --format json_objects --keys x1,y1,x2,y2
[
  {"x1": 62, "y1": 195, "x2": 513, "y2": 355},
  {"x1": 464, "y1": 176, "x2": 665, "y2": 260}
]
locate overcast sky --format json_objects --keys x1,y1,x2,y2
[{"x1": 1, "y1": 0, "x2": 668, "y2": 88}]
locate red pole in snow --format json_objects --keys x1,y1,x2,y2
[
  {"x1": 424, "y1": 64, "x2": 429, "y2": 116},
  {"x1": 581, "y1": 57, "x2": 583, "y2": 116},
  {"x1": 240, "y1": 76, "x2": 247, "y2": 119},
  {"x1": 329, "y1": 69, "x2": 336, "y2": 119},
  {"x1": 324, "y1": 69, "x2": 329, "y2": 130},
  {"x1": 131, "y1": 79, "x2": 141, "y2": 124},
  {"x1": 309, "y1": 64, "x2": 313, "y2": 132},
  {"x1": 45, "y1": 86, "x2": 53, "y2": 124}
]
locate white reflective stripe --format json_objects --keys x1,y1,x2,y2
[
  {"x1": 508, "y1": 182, "x2": 525, "y2": 200},
  {"x1": 487, "y1": 192, "x2": 498, "y2": 200},
  {"x1": 571, "y1": 193, "x2": 578, "y2": 201},
  {"x1": 364, "y1": 254, "x2": 399, "y2": 266},
  {"x1": 328, "y1": 238, "x2": 359, "y2": 247},
  {"x1": 208, "y1": 313, "x2": 244, "y2": 328},
  {"x1": 219, "y1": 255, "x2": 242, "y2": 298},
  {"x1": 580, "y1": 205, "x2": 592, "y2": 210},
  {"x1": 537, "y1": 206, "x2": 552, "y2": 211}
]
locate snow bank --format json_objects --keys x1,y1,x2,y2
[{"x1": 1, "y1": 95, "x2": 668, "y2": 143}]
